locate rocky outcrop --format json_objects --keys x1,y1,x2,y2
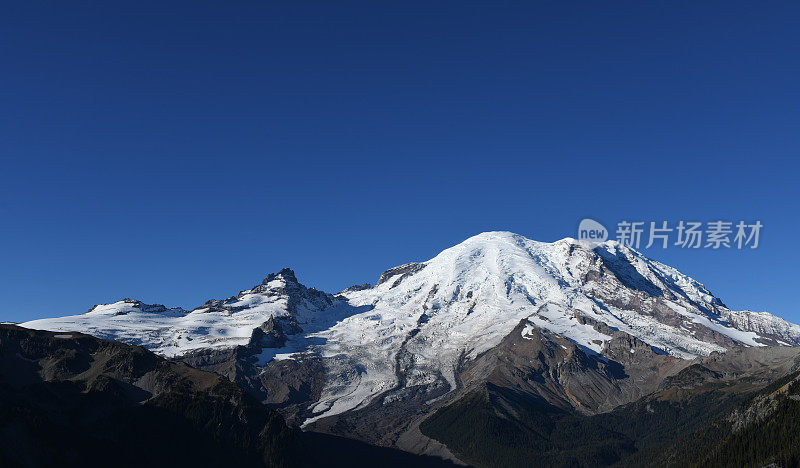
[
  {"x1": 248, "y1": 316, "x2": 303, "y2": 350},
  {"x1": 376, "y1": 262, "x2": 426, "y2": 287}
]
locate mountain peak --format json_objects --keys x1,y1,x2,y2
[
  {"x1": 263, "y1": 268, "x2": 298, "y2": 285},
  {"x1": 462, "y1": 230, "x2": 520, "y2": 240},
  {"x1": 454, "y1": 231, "x2": 624, "y2": 252}
]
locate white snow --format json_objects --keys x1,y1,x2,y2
[{"x1": 21, "y1": 273, "x2": 332, "y2": 357}]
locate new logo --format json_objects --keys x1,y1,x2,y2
[{"x1": 577, "y1": 218, "x2": 608, "y2": 244}]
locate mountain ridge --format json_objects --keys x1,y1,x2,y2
[{"x1": 18, "y1": 231, "x2": 800, "y2": 453}]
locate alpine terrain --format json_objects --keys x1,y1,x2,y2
[{"x1": 18, "y1": 232, "x2": 800, "y2": 466}]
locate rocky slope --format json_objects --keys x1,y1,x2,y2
[
  {"x1": 0, "y1": 324, "x2": 300, "y2": 467},
  {"x1": 419, "y1": 346, "x2": 800, "y2": 467}
]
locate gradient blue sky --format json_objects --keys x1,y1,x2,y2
[{"x1": 2, "y1": 1, "x2": 798, "y2": 323}]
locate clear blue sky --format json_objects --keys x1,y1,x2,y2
[{"x1": 2, "y1": 1, "x2": 798, "y2": 323}]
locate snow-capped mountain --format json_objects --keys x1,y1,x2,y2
[
  {"x1": 20, "y1": 231, "x2": 800, "y2": 434},
  {"x1": 303, "y1": 232, "x2": 800, "y2": 423},
  {"x1": 22, "y1": 268, "x2": 340, "y2": 357}
]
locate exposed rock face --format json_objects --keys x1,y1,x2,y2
[
  {"x1": 248, "y1": 316, "x2": 303, "y2": 350},
  {"x1": 376, "y1": 262, "x2": 427, "y2": 287},
  {"x1": 341, "y1": 283, "x2": 373, "y2": 293},
  {"x1": 460, "y1": 315, "x2": 686, "y2": 415}
]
